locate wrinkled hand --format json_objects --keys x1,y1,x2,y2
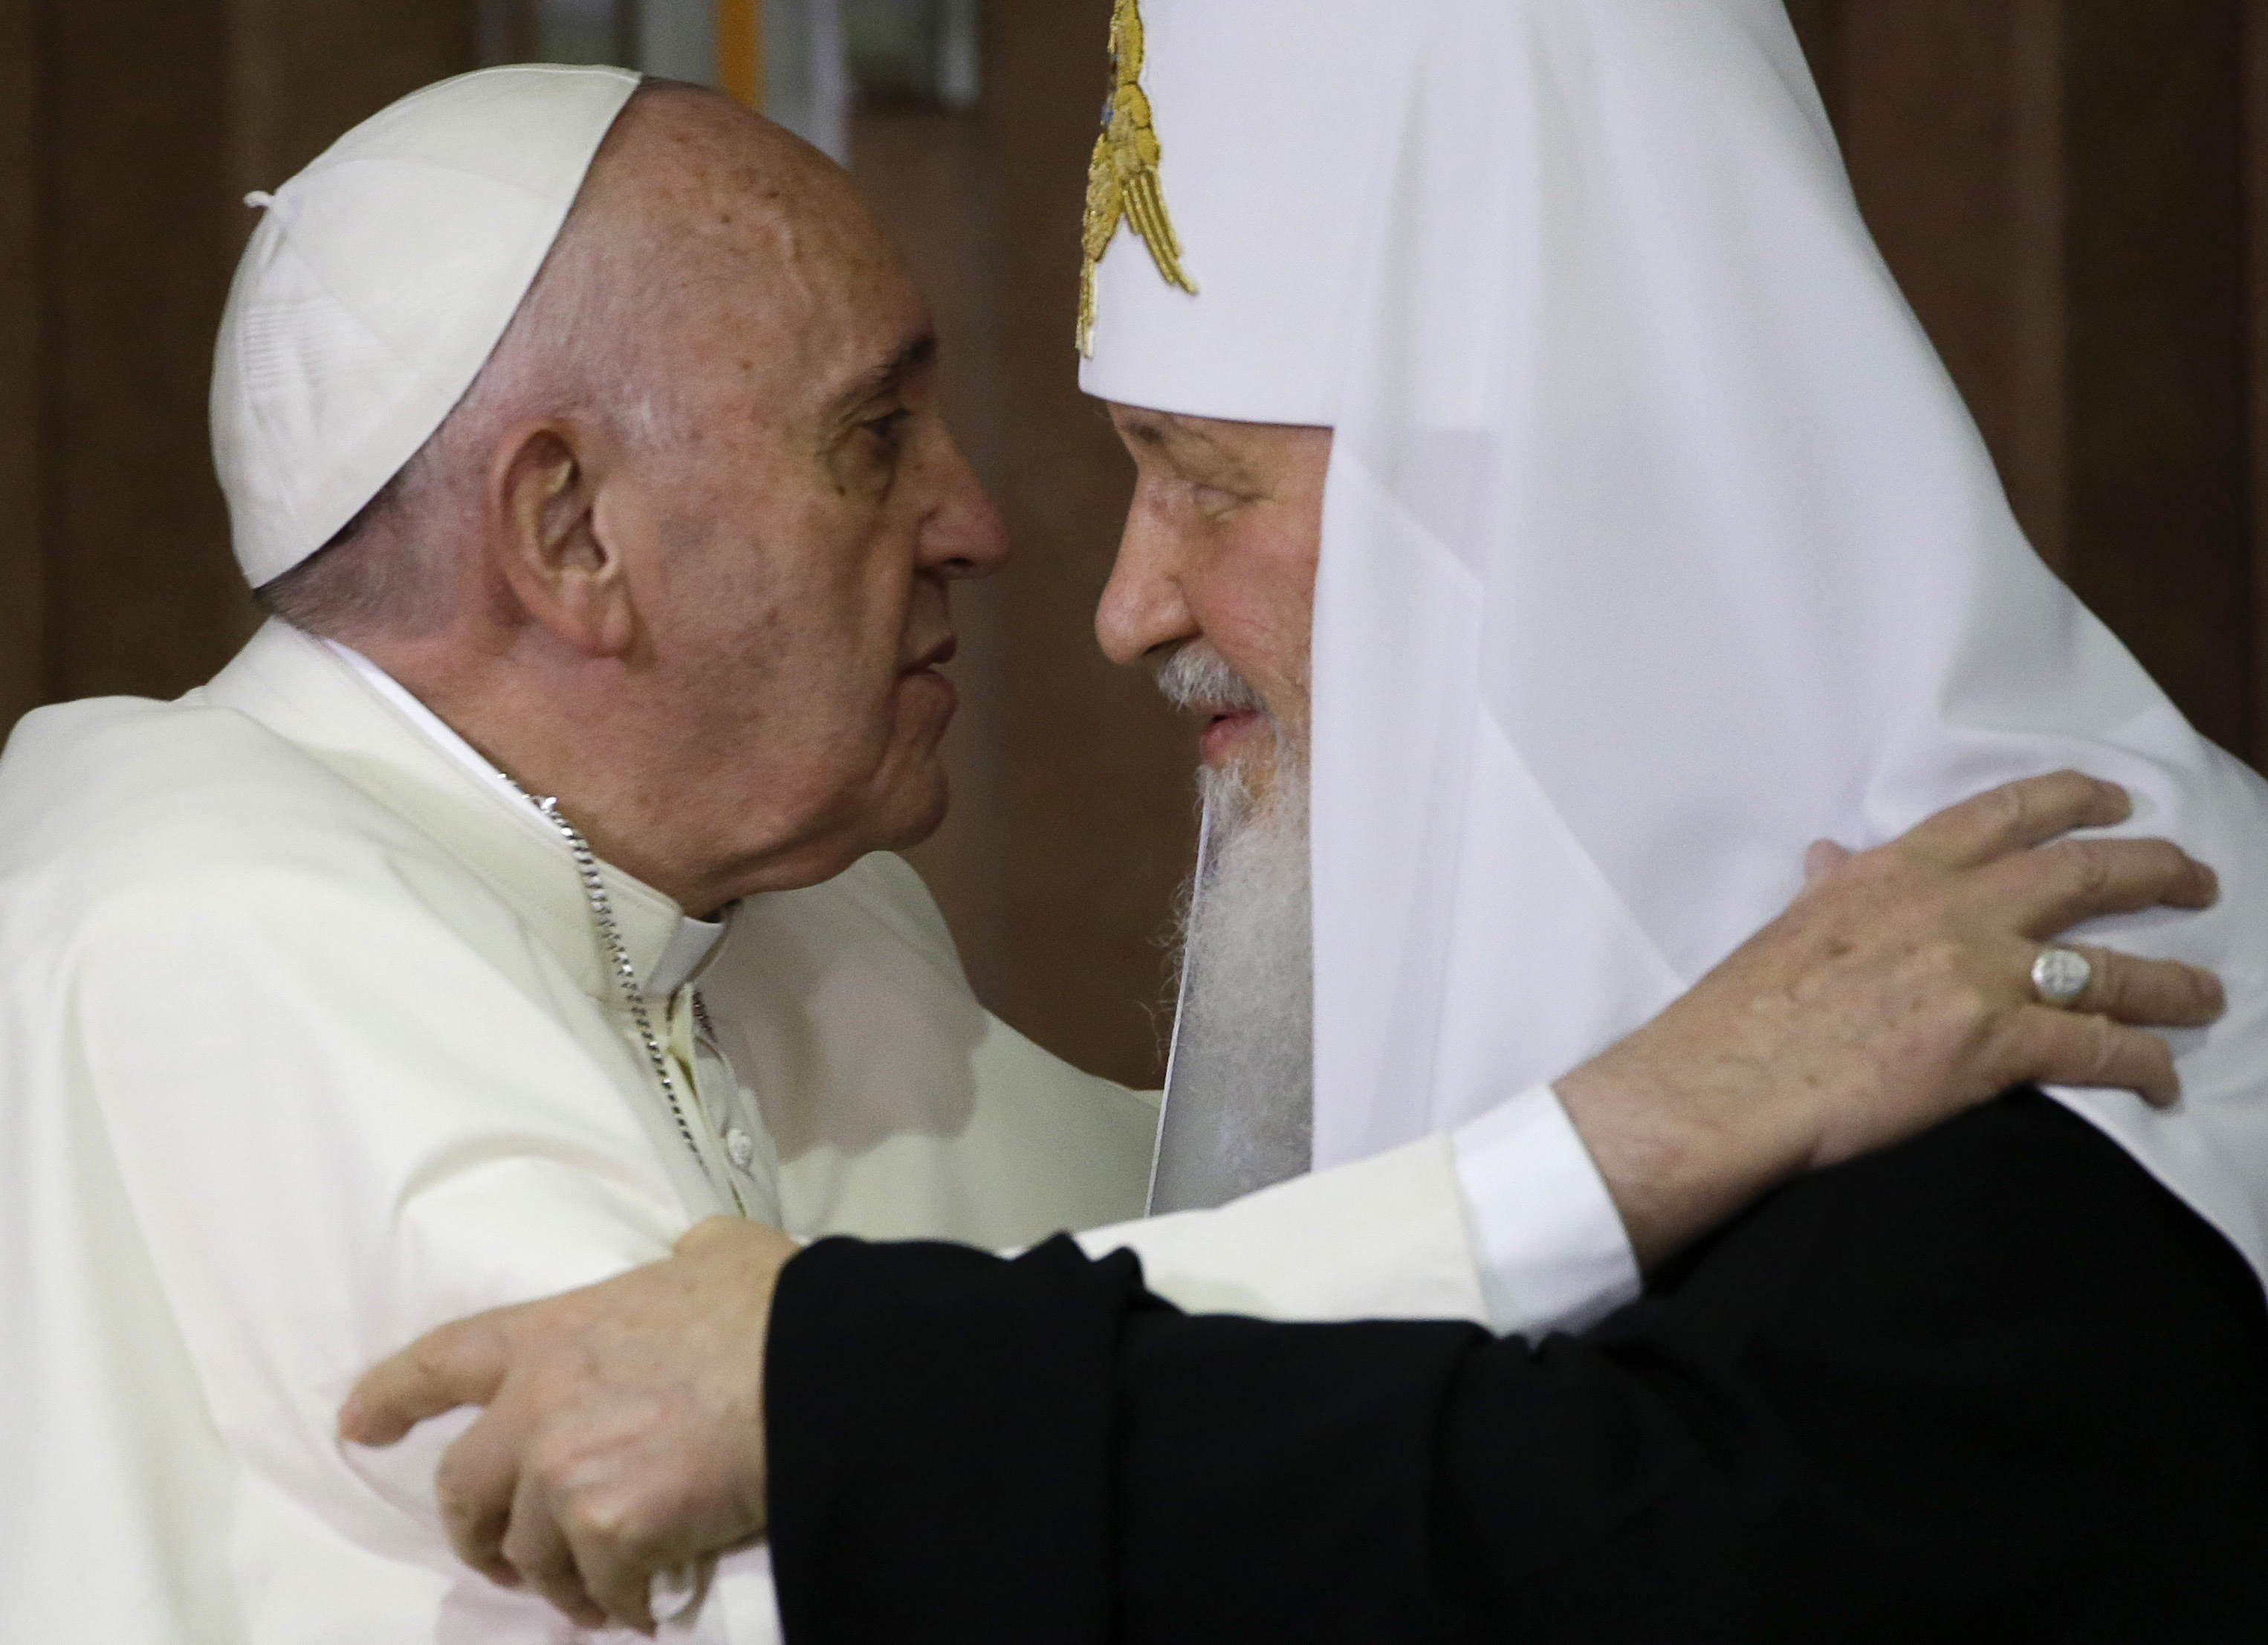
[
  {"x1": 1558, "y1": 771, "x2": 2224, "y2": 1267},
  {"x1": 340, "y1": 1217, "x2": 798, "y2": 1635}
]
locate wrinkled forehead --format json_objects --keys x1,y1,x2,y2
[
  {"x1": 1077, "y1": 0, "x2": 1412, "y2": 426},
  {"x1": 594, "y1": 99, "x2": 927, "y2": 415}
]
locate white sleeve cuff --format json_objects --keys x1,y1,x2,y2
[
  {"x1": 1451, "y1": 1083, "x2": 1641, "y2": 1337},
  {"x1": 1074, "y1": 1132, "x2": 1489, "y2": 1325}
]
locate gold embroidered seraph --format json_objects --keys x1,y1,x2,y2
[{"x1": 1078, "y1": 0, "x2": 1197, "y2": 357}]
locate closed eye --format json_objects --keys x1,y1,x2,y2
[{"x1": 863, "y1": 408, "x2": 916, "y2": 448}]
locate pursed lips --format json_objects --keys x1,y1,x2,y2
[{"x1": 901, "y1": 636, "x2": 958, "y2": 674}]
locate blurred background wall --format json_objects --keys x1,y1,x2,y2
[{"x1": 2, "y1": 1, "x2": 2266, "y2": 1089}]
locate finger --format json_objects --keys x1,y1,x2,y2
[
  {"x1": 434, "y1": 1409, "x2": 531, "y2": 1588},
  {"x1": 645, "y1": 1560, "x2": 715, "y2": 1632},
  {"x1": 1901, "y1": 771, "x2": 2130, "y2": 868},
  {"x1": 1989, "y1": 837, "x2": 2219, "y2": 936},
  {"x1": 1804, "y1": 839, "x2": 1853, "y2": 886},
  {"x1": 1991, "y1": 1009, "x2": 2182, "y2": 1107},
  {"x1": 579, "y1": 1523, "x2": 670, "y2": 1637},
  {"x1": 2050, "y1": 945, "x2": 2226, "y2": 1029},
  {"x1": 342, "y1": 1311, "x2": 519, "y2": 1446},
  {"x1": 502, "y1": 1466, "x2": 611, "y2": 1632}
]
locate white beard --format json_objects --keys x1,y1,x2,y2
[{"x1": 1148, "y1": 755, "x2": 1315, "y2": 1212}]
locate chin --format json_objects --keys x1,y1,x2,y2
[{"x1": 870, "y1": 763, "x2": 952, "y2": 852}]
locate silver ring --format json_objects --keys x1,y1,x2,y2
[{"x1": 2032, "y1": 946, "x2": 2093, "y2": 1008}]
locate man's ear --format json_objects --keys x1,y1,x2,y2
[{"x1": 488, "y1": 424, "x2": 638, "y2": 658}]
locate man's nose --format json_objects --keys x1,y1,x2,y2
[
  {"x1": 918, "y1": 433, "x2": 1010, "y2": 581},
  {"x1": 1095, "y1": 502, "x2": 1196, "y2": 668}
]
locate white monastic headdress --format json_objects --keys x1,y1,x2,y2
[
  {"x1": 211, "y1": 65, "x2": 641, "y2": 589},
  {"x1": 1082, "y1": 0, "x2": 2268, "y2": 1287}
]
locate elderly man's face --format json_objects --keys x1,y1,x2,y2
[
  {"x1": 589, "y1": 102, "x2": 1005, "y2": 899},
  {"x1": 1095, "y1": 406, "x2": 1332, "y2": 803}
]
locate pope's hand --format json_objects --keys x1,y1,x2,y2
[
  {"x1": 1557, "y1": 770, "x2": 2226, "y2": 1269},
  {"x1": 340, "y1": 1216, "x2": 798, "y2": 1635}
]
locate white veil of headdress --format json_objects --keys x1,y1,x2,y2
[{"x1": 1081, "y1": 0, "x2": 2268, "y2": 1288}]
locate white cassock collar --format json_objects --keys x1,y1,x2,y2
[{"x1": 321, "y1": 639, "x2": 724, "y2": 998}]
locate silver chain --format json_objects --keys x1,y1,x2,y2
[{"x1": 528, "y1": 793, "x2": 704, "y2": 1167}]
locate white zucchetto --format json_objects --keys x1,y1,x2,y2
[
  {"x1": 211, "y1": 64, "x2": 641, "y2": 588},
  {"x1": 1085, "y1": 0, "x2": 2268, "y2": 1291}
]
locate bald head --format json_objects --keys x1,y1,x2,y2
[{"x1": 259, "y1": 82, "x2": 894, "y2": 639}]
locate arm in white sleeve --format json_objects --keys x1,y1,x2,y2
[
  {"x1": 1075, "y1": 1131, "x2": 1491, "y2": 1324},
  {"x1": 77, "y1": 866, "x2": 777, "y2": 1644},
  {"x1": 1449, "y1": 1082, "x2": 1641, "y2": 1336},
  {"x1": 1074, "y1": 1084, "x2": 1637, "y2": 1339}
]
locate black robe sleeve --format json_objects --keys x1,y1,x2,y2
[{"x1": 766, "y1": 1093, "x2": 2268, "y2": 1644}]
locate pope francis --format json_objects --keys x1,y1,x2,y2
[{"x1": 0, "y1": 48, "x2": 2237, "y2": 1645}]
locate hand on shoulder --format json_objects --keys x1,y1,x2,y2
[{"x1": 1558, "y1": 771, "x2": 2223, "y2": 1267}]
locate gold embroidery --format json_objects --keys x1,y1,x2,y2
[{"x1": 1078, "y1": 0, "x2": 1197, "y2": 357}]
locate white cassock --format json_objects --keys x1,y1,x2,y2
[{"x1": 0, "y1": 618, "x2": 1629, "y2": 1642}]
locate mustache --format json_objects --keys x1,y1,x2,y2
[{"x1": 1155, "y1": 643, "x2": 1266, "y2": 716}]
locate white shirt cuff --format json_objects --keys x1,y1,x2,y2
[{"x1": 1451, "y1": 1083, "x2": 1642, "y2": 1337}]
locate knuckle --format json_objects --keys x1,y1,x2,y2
[
  {"x1": 1931, "y1": 977, "x2": 1996, "y2": 1040},
  {"x1": 1987, "y1": 782, "x2": 2032, "y2": 838},
  {"x1": 1917, "y1": 945, "x2": 1995, "y2": 1018},
  {"x1": 525, "y1": 1432, "x2": 583, "y2": 1492},
  {"x1": 1914, "y1": 934, "x2": 1967, "y2": 977},
  {"x1": 568, "y1": 1485, "x2": 633, "y2": 1541},
  {"x1": 2069, "y1": 840, "x2": 2116, "y2": 899},
  {"x1": 571, "y1": 1487, "x2": 663, "y2": 1557}
]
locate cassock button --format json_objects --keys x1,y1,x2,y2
[{"x1": 726, "y1": 1128, "x2": 756, "y2": 1171}]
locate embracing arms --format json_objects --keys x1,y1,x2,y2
[{"x1": 344, "y1": 772, "x2": 2226, "y2": 1632}]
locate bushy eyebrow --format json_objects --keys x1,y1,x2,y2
[{"x1": 825, "y1": 332, "x2": 938, "y2": 424}]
